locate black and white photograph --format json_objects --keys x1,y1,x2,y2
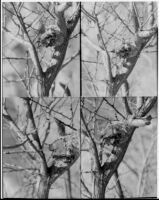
[
  {"x1": 1, "y1": 1, "x2": 158, "y2": 199},
  {"x1": 2, "y1": 97, "x2": 80, "y2": 198},
  {"x1": 81, "y1": 97, "x2": 157, "y2": 198},
  {"x1": 81, "y1": 2, "x2": 157, "y2": 96},
  {"x1": 2, "y1": 2, "x2": 80, "y2": 97}
]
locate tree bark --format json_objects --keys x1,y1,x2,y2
[
  {"x1": 37, "y1": 174, "x2": 50, "y2": 199},
  {"x1": 93, "y1": 170, "x2": 105, "y2": 198},
  {"x1": 65, "y1": 170, "x2": 72, "y2": 199}
]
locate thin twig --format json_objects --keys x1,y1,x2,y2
[
  {"x1": 82, "y1": 31, "x2": 103, "y2": 52},
  {"x1": 3, "y1": 139, "x2": 28, "y2": 149},
  {"x1": 110, "y1": 5, "x2": 134, "y2": 35},
  {"x1": 62, "y1": 50, "x2": 79, "y2": 69},
  {"x1": 81, "y1": 110, "x2": 101, "y2": 172},
  {"x1": 103, "y1": 98, "x2": 126, "y2": 119},
  {"x1": 11, "y1": 3, "x2": 44, "y2": 77},
  {"x1": 122, "y1": 97, "x2": 132, "y2": 115},
  {"x1": 38, "y1": 2, "x2": 56, "y2": 19},
  {"x1": 114, "y1": 170, "x2": 124, "y2": 198},
  {"x1": 94, "y1": 15, "x2": 113, "y2": 83},
  {"x1": 137, "y1": 135, "x2": 157, "y2": 197}
]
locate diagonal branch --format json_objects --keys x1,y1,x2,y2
[
  {"x1": 62, "y1": 50, "x2": 79, "y2": 69},
  {"x1": 95, "y1": 15, "x2": 113, "y2": 83},
  {"x1": 81, "y1": 6, "x2": 96, "y2": 23},
  {"x1": 137, "y1": 134, "x2": 157, "y2": 197},
  {"x1": 3, "y1": 139, "x2": 28, "y2": 149},
  {"x1": 131, "y1": 2, "x2": 140, "y2": 32},
  {"x1": 111, "y1": 5, "x2": 134, "y2": 35},
  {"x1": 43, "y1": 3, "x2": 80, "y2": 96},
  {"x1": 24, "y1": 98, "x2": 42, "y2": 150},
  {"x1": 11, "y1": 3, "x2": 44, "y2": 78},
  {"x1": 101, "y1": 97, "x2": 156, "y2": 191},
  {"x1": 82, "y1": 31, "x2": 103, "y2": 52},
  {"x1": 3, "y1": 110, "x2": 41, "y2": 161},
  {"x1": 122, "y1": 97, "x2": 132, "y2": 115},
  {"x1": 114, "y1": 170, "x2": 124, "y2": 198},
  {"x1": 38, "y1": 2, "x2": 56, "y2": 19},
  {"x1": 81, "y1": 109, "x2": 102, "y2": 172},
  {"x1": 103, "y1": 98, "x2": 126, "y2": 119}
]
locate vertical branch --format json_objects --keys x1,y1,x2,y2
[
  {"x1": 136, "y1": 97, "x2": 144, "y2": 110},
  {"x1": 64, "y1": 98, "x2": 73, "y2": 199},
  {"x1": 11, "y1": 3, "x2": 44, "y2": 77},
  {"x1": 95, "y1": 16, "x2": 113, "y2": 83},
  {"x1": 65, "y1": 170, "x2": 72, "y2": 199},
  {"x1": 91, "y1": 157, "x2": 95, "y2": 198},
  {"x1": 147, "y1": 2, "x2": 155, "y2": 29},
  {"x1": 92, "y1": 99, "x2": 98, "y2": 198},
  {"x1": 81, "y1": 110, "x2": 101, "y2": 172},
  {"x1": 131, "y1": 2, "x2": 140, "y2": 32},
  {"x1": 36, "y1": 171, "x2": 50, "y2": 199},
  {"x1": 55, "y1": 2, "x2": 72, "y2": 37},
  {"x1": 114, "y1": 170, "x2": 124, "y2": 198},
  {"x1": 24, "y1": 98, "x2": 42, "y2": 151},
  {"x1": 11, "y1": 3, "x2": 45, "y2": 96},
  {"x1": 122, "y1": 81, "x2": 130, "y2": 96},
  {"x1": 137, "y1": 135, "x2": 157, "y2": 197},
  {"x1": 122, "y1": 97, "x2": 132, "y2": 115},
  {"x1": 23, "y1": 98, "x2": 49, "y2": 197}
]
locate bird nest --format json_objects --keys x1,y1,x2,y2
[{"x1": 40, "y1": 25, "x2": 65, "y2": 48}]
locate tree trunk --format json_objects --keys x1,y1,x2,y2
[
  {"x1": 36, "y1": 174, "x2": 50, "y2": 199},
  {"x1": 93, "y1": 171, "x2": 105, "y2": 198},
  {"x1": 65, "y1": 170, "x2": 72, "y2": 198}
]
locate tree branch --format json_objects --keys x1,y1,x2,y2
[
  {"x1": 114, "y1": 170, "x2": 124, "y2": 198},
  {"x1": 111, "y1": 5, "x2": 134, "y2": 35},
  {"x1": 122, "y1": 97, "x2": 132, "y2": 115},
  {"x1": 81, "y1": 109, "x2": 102, "y2": 172},
  {"x1": 11, "y1": 3, "x2": 44, "y2": 78},
  {"x1": 131, "y1": 2, "x2": 140, "y2": 32},
  {"x1": 96, "y1": 97, "x2": 157, "y2": 196},
  {"x1": 3, "y1": 139, "x2": 28, "y2": 149},
  {"x1": 137, "y1": 134, "x2": 157, "y2": 197}
]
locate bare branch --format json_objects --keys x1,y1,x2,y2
[
  {"x1": 81, "y1": 178, "x2": 92, "y2": 197},
  {"x1": 81, "y1": 6, "x2": 96, "y2": 23},
  {"x1": 146, "y1": 2, "x2": 155, "y2": 29},
  {"x1": 95, "y1": 16, "x2": 113, "y2": 83},
  {"x1": 137, "y1": 134, "x2": 157, "y2": 197},
  {"x1": 103, "y1": 98, "x2": 126, "y2": 119},
  {"x1": 37, "y1": 2, "x2": 56, "y2": 19},
  {"x1": 122, "y1": 97, "x2": 132, "y2": 115},
  {"x1": 62, "y1": 50, "x2": 79, "y2": 69},
  {"x1": 11, "y1": 3, "x2": 44, "y2": 96},
  {"x1": 3, "y1": 110, "x2": 40, "y2": 160},
  {"x1": 114, "y1": 170, "x2": 124, "y2": 198},
  {"x1": 131, "y1": 2, "x2": 140, "y2": 32},
  {"x1": 3, "y1": 139, "x2": 28, "y2": 149},
  {"x1": 81, "y1": 110, "x2": 102, "y2": 172},
  {"x1": 110, "y1": 5, "x2": 134, "y2": 35},
  {"x1": 82, "y1": 31, "x2": 103, "y2": 52}
]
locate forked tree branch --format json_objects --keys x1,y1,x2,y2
[
  {"x1": 101, "y1": 97, "x2": 157, "y2": 194},
  {"x1": 81, "y1": 109, "x2": 102, "y2": 172}
]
